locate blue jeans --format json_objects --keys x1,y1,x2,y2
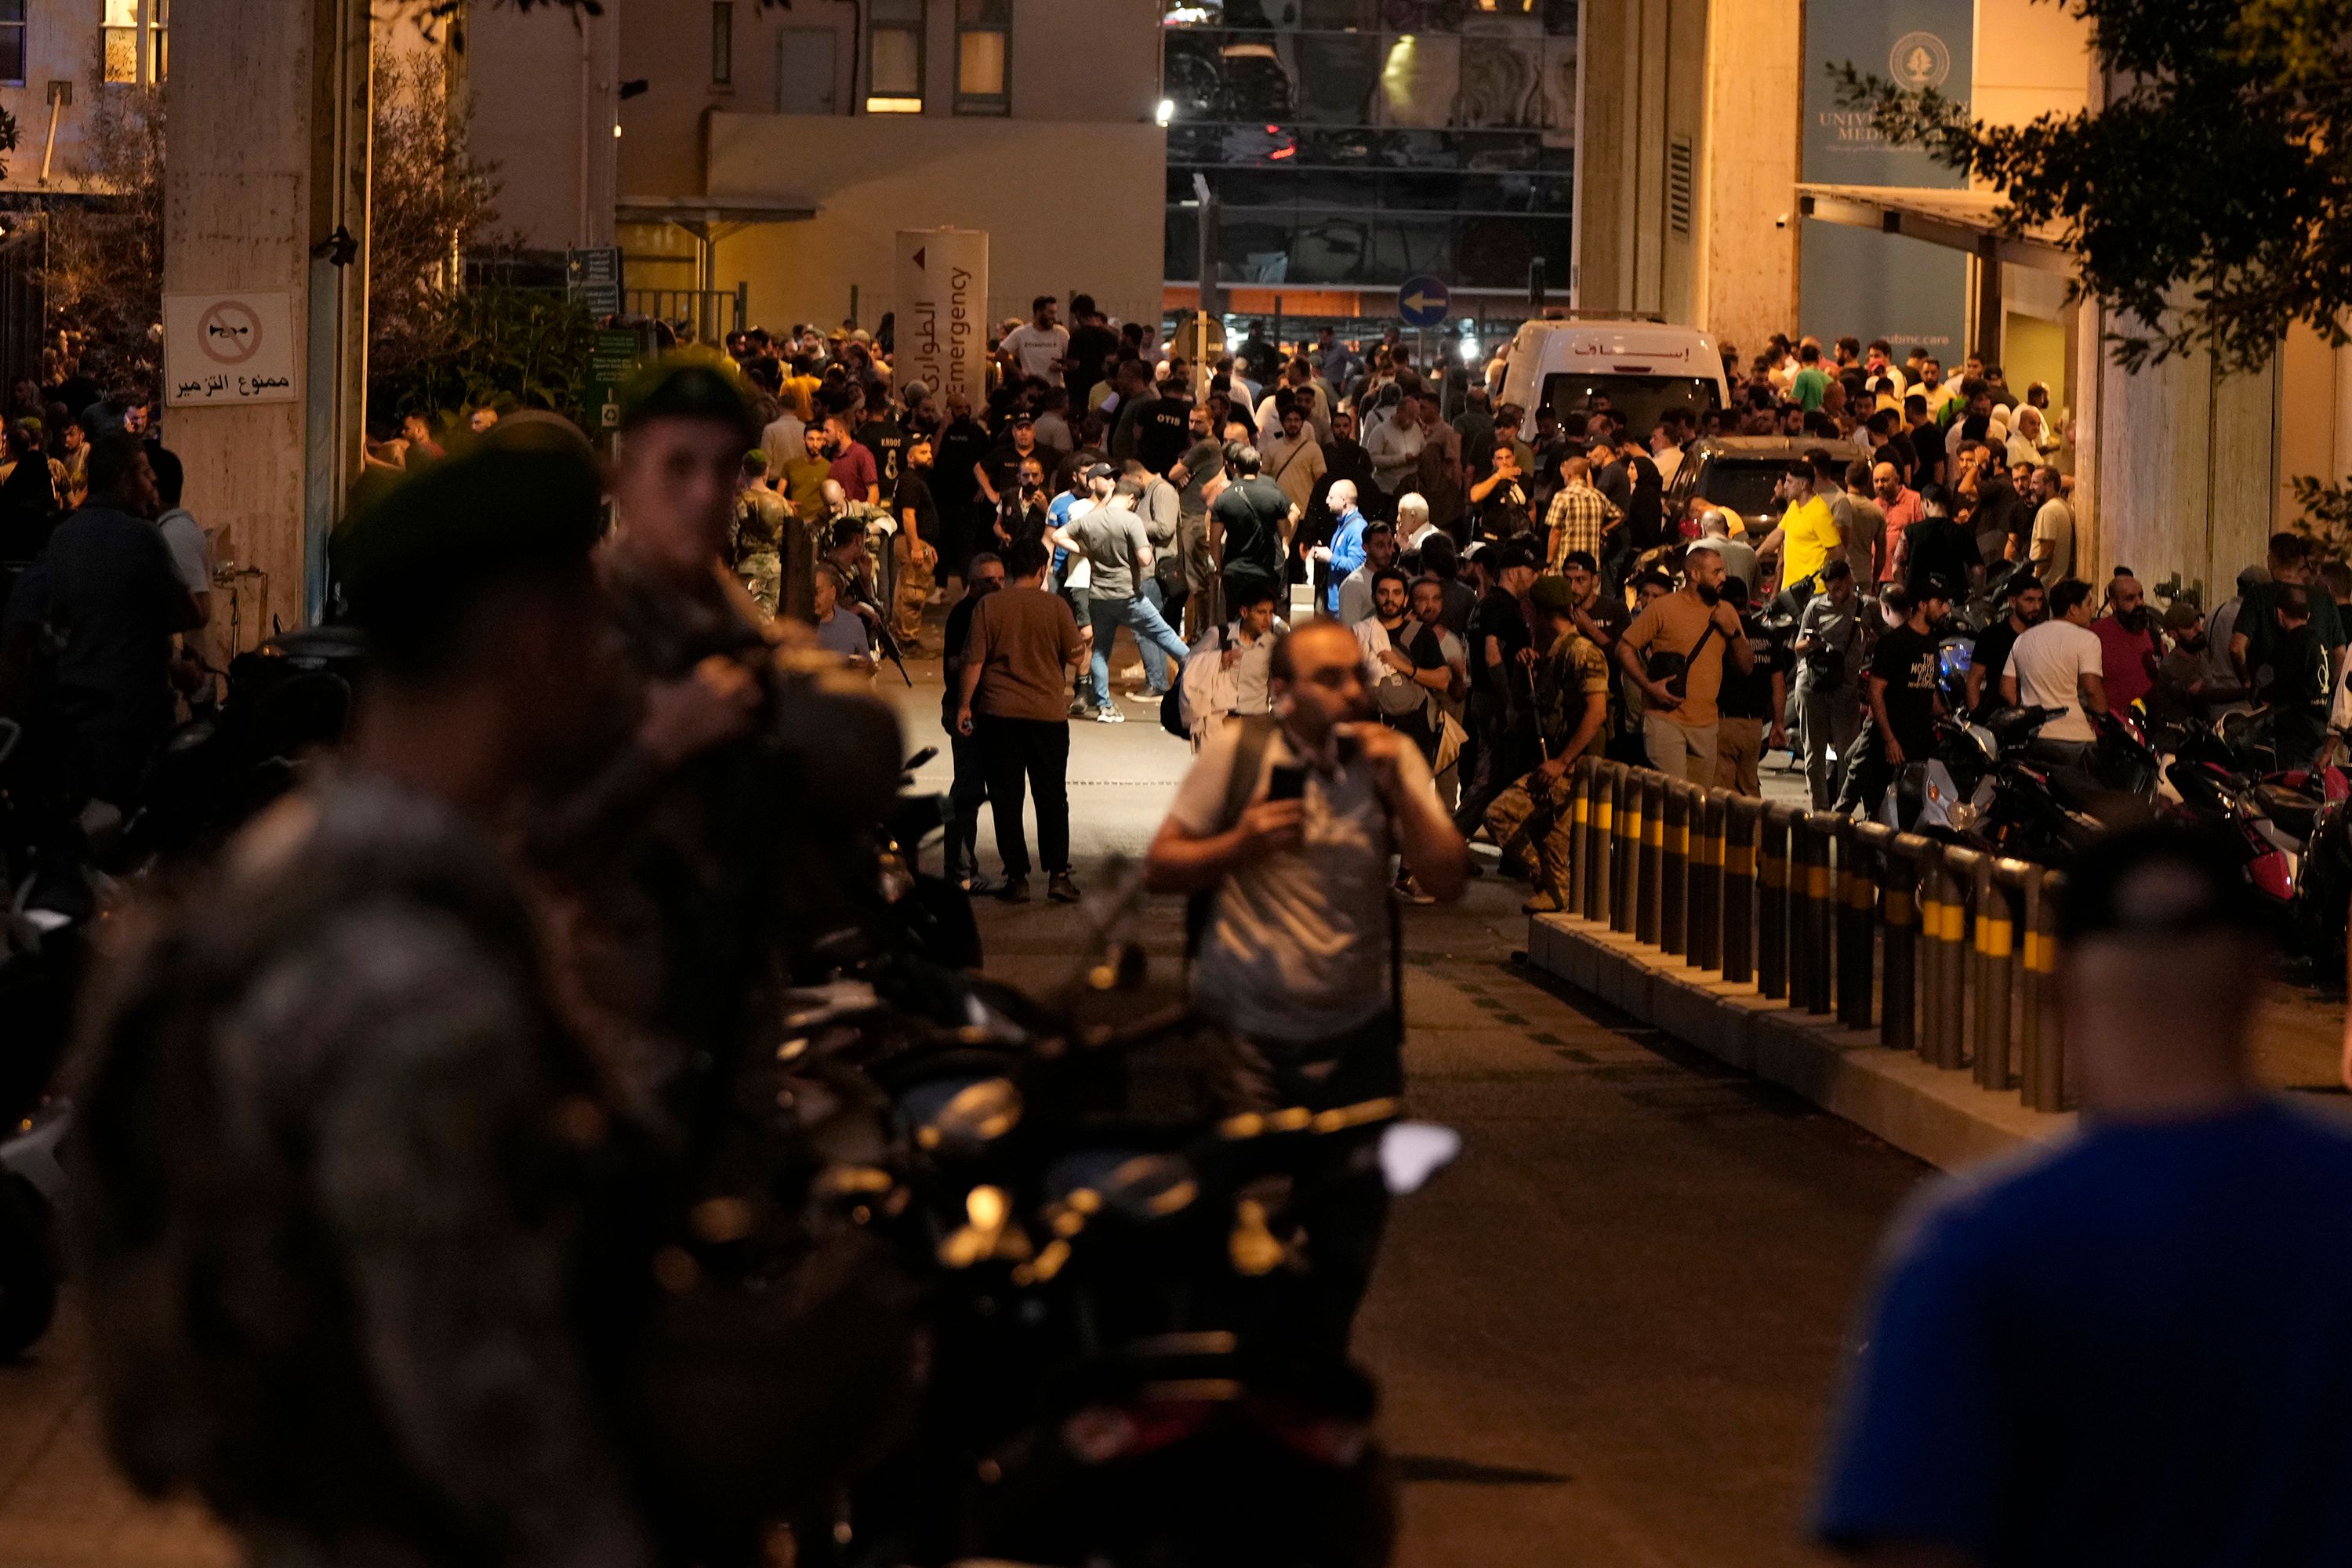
[{"x1": 1088, "y1": 592, "x2": 1193, "y2": 706}]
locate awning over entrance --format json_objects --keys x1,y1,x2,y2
[
  {"x1": 615, "y1": 195, "x2": 821, "y2": 342},
  {"x1": 1796, "y1": 183, "x2": 2076, "y2": 361},
  {"x1": 1795, "y1": 183, "x2": 2073, "y2": 277}
]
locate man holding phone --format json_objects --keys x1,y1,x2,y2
[{"x1": 1146, "y1": 619, "x2": 1468, "y2": 1344}]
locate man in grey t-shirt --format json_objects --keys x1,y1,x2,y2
[
  {"x1": 1145, "y1": 620, "x2": 1466, "y2": 1342},
  {"x1": 1049, "y1": 473, "x2": 1193, "y2": 718}
]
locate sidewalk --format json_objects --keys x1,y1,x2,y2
[{"x1": 1525, "y1": 911, "x2": 2348, "y2": 1174}]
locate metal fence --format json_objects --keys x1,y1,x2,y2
[
  {"x1": 624, "y1": 285, "x2": 749, "y2": 347},
  {"x1": 1561, "y1": 757, "x2": 2070, "y2": 1114}
]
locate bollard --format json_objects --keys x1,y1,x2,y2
[
  {"x1": 1661, "y1": 783, "x2": 1690, "y2": 957},
  {"x1": 1583, "y1": 762, "x2": 1614, "y2": 924},
  {"x1": 1690, "y1": 791, "x2": 1728, "y2": 972},
  {"x1": 1613, "y1": 768, "x2": 1642, "y2": 934},
  {"x1": 1973, "y1": 861, "x2": 2027, "y2": 1093},
  {"x1": 1566, "y1": 761, "x2": 1592, "y2": 919},
  {"x1": 1838, "y1": 821, "x2": 1882, "y2": 1030},
  {"x1": 1926, "y1": 848, "x2": 1977, "y2": 1072},
  {"x1": 1878, "y1": 833, "x2": 1925, "y2": 1051},
  {"x1": 1917, "y1": 845, "x2": 1949, "y2": 1067},
  {"x1": 1722, "y1": 797, "x2": 1759, "y2": 985},
  {"x1": 1757, "y1": 808, "x2": 1791, "y2": 1000},
  {"x1": 1800, "y1": 812, "x2": 1838, "y2": 1016},
  {"x1": 2020, "y1": 869, "x2": 2067, "y2": 1111},
  {"x1": 1637, "y1": 774, "x2": 1665, "y2": 946},
  {"x1": 1783, "y1": 815, "x2": 1813, "y2": 1011},
  {"x1": 1785, "y1": 815, "x2": 1818, "y2": 1011}
]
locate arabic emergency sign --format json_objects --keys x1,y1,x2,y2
[{"x1": 164, "y1": 292, "x2": 298, "y2": 407}]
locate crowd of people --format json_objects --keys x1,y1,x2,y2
[{"x1": 0, "y1": 343, "x2": 214, "y2": 818}]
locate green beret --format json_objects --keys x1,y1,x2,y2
[
  {"x1": 1530, "y1": 572, "x2": 1577, "y2": 614},
  {"x1": 617, "y1": 351, "x2": 759, "y2": 444},
  {"x1": 336, "y1": 434, "x2": 604, "y2": 644}
]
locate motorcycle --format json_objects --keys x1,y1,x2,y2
[
  {"x1": 778, "y1": 869, "x2": 1459, "y2": 1566},
  {"x1": 0, "y1": 716, "x2": 110, "y2": 1358}
]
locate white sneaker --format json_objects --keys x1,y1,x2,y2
[{"x1": 1094, "y1": 705, "x2": 1127, "y2": 724}]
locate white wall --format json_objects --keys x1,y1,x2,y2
[
  {"x1": 702, "y1": 111, "x2": 1164, "y2": 333},
  {"x1": 1970, "y1": 0, "x2": 2092, "y2": 138},
  {"x1": 460, "y1": 0, "x2": 620, "y2": 252}
]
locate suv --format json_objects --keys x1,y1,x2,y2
[{"x1": 1662, "y1": 436, "x2": 1873, "y2": 542}]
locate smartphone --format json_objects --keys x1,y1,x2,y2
[{"x1": 1268, "y1": 764, "x2": 1309, "y2": 803}]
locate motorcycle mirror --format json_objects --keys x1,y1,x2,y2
[{"x1": 1377, "y1": 1121, "x2": 1462, "y2": 1196}]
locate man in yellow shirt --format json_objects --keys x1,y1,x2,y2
[{"x1": 1761, "y1": 459, "x2": 1843, "y2": 594}]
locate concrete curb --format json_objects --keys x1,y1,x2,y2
[{"x1": 1526, "y1": 913, "x2": 2069, "y2": 1172}]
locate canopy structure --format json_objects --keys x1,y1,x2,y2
[
  {"x1": 615, "y1": 194, "x2": 822, "y2": 341},
  {"x1": 1797, "y1": 183, "x2": 2074, "y2": 358}
]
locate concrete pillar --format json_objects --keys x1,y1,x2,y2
[
  {"x1": 1692, "y1": 0, "x2": 1799, "y2": 357},
  {"x1": 1575, "y1": 0, "x2": 1713, "y2": 323},
  {"x1": 165, "y1": 0, "x2": 368, "y2": 644}
]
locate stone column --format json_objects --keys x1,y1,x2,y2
[{"x1": 164, "y1": 0, "x2": 368, "y2": 646}]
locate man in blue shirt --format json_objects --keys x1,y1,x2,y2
[
  {"x1": 1817, "y1": 821, "x2": 2352, "y2": 1567},
  {"x1": 1320, "y1": 480, "x2": 1367, "y2": 616}
]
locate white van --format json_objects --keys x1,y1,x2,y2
[{"x1": 1497, "y1": 318, "x2": 1731, "y2": 437}]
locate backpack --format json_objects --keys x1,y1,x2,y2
[{"x1": 1182, "y1": 714, "x2": 1406, "y2": 1030}]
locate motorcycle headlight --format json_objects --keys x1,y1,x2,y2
[{"x1": 1946, "y1": 801, "x2": 1980, "y2": 833}]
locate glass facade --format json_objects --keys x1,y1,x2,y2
[{"x1": 1162, "y1": 0, "x2": 1577, "y2": 295}]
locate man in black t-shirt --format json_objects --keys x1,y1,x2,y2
[
  {"x1": 1965, "y1": 576, "x2": 2042, "y2": 720},
  {"x1": 891, "y1": 432, "x2": 944, "y2": 644},
  {"x1": 1454, "y1": 541, "x2": 1540, "y2": 836},
  {"x1": 1134, "y1": 387, "x2": 1194, "y2": 477},
  {"x1": 1900, "y1": 489, "x2": 1984, "y2": 598},
  {"x1": 1843, "y1": 579, "x2": 1951, "y2": 815},
  {"x1": 1714, "y1": 577, "x2": 1791, "y2": 795},
  {"x1": 939, "y1": 551, "x2": 1007, "y2": 891},
  {"x1": 854, "y1": 407, "x2": 908, "y2": 507},
  {"x1": 1209, "y1": 445, "x2": 1290, "y2": 604},
  {"x1": 1065, "y1": 295, "x2": 1120, "y2": 412}
]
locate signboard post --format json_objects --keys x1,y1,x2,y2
[
  {"x1": 896, "y1": 228, "x2": 991, "y2": 410},
  {"x1": 584, "y1": 328, "x2": 646, "y2": 436},
  {"x1": 163, "y1": 292, "x2": 299, "y2": 407},
  {"x1": 1399, "y1": 274, "x2": 1451, "y2": 393},
  {"x1": 567, "y1": 246, "x2": 625, "y2": 320}
]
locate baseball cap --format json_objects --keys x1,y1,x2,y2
[
  {"x1": 2163, "y1": 599, "x2": 2203, "y2": 633},
  {"x1": 1530, "y1": 574, "x2": 1577, "y2": 614},
  {"x1": 1083, "y1": 462, "x2": 1116, "y2": 480},
  {"x1": 618, "y1": 353, "x2": 759, "y2": 445},
  {"x1": 1917, "y1": 574, "x2": 1956, "y2": 603}
]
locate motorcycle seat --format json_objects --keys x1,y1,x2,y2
[{"x1": 2256, "y1": 781, "x2": 2324, "y2": 840}]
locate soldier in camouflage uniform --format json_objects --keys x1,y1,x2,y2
[
  {"x1": 71, "y1": 437, "x2": 669, "y2": 1568},
  {"x1": 1486, "y1": 572, "x2": 1613, "y2": 915},
  {"x1": 732, "y1": 448, "x2": 788, "y2": 619}
]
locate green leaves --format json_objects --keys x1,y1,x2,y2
[
  {"x1": 379, "y1": 287, "x2": 601, "y2": 427},
  {"x1": 1828, "y1": 0, "x2": 2352, "y2": 375}
]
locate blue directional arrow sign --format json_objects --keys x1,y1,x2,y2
[{"x1": 1397, "y1": 274, "x2": 1451, "y2": 329}]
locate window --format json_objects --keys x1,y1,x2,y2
[
  {"x1": 103, "y1": 0, "x2": 165, "y2": 85},
  {"x1": 866, "y1": 0, "x2": 924, "y2": 114},
  {"x1": 955, "y1": 0, "x2": 1008, "y2": 115},
  {"x1": 711, "y1": 2, "x2": 733, "y2": 87},
  {"x1": 0, "y1": 2, "x2": 24, "y2": 87}
]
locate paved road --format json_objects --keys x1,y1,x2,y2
[
  {"x1": 916, "y1": 666, "x2": 1933, "y2": 1568},
  {"x1": 0, "y1": 653, "x2": 1929, "y2": 1568}
]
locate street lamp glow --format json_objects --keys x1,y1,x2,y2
[
  {"x1": 1459, "y1": 336, "x2": 1480, "y2": 365},
  {"x1": 1156, "y1": 98, "x2": 1176, "y2": 126}
]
